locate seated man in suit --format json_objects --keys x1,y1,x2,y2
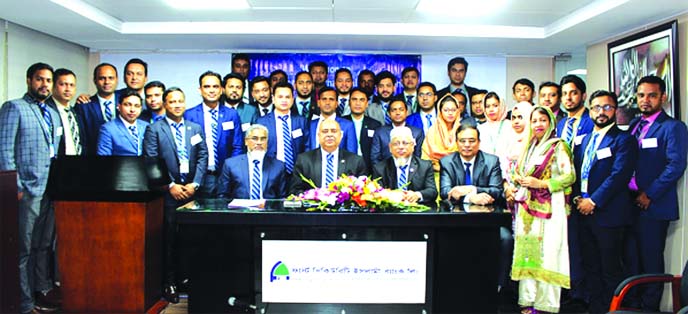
[
  {"x1": 307, "y1": 87, "x2": 358, "y2": 153},
  {"x1": 97, "y1": 89, "x2": 148, "y2": 156},
  {"x1": 342, "y1": 87, "x2": 381, "y2": 171},
  {"x1": 370, "y1": 99, "x2": 424, "y2": 165},
  {"x1": 571, "y1": 90, "x2": 637, "y2": 314},
  {"x1": 439, "y1": 124, "x2": 503, "y2": 205},
  {"x1": 143, "y1": 87, "x2": 208, "y2": 304},
  {"x1": 217, "y1": 124, "x2": 286, "y2": 199},
  {"x1": 290, "y1": 119, "x2": 367, "y2": 195},
  {"x1": 372, "y1": 126, "x2": 437, "y2": 205}
]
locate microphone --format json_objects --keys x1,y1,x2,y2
[{"x1": 228, "y1": 296, "x2": 257, "y2": 312}]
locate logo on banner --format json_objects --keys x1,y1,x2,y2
[{"x1": 270, "y1": 261, "x2": 291, "y2": 282}]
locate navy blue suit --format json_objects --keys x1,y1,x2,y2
[
  {"x1": 370, "y1": 124, "x2": 424, "y2": 165},
  {"x1": 406, "y1": 112, "x2": 426, "y2": 135},
  {"x1": 572, "y1": 126, "x2": 637, "y2": 313},
  {"x1": 627, "y1": 111, "x2": 688, "y2": 310},
  {"x1": 307, "y1": 117, "x2": 358, "y2": 153},
  {"x1": 256, "y1": 112, "x2": 309, "y2": 171},
  {"x1": 556, "y1": 109, "x2": 594, "y2": 147},
  {"x1": 184, "y1": 104, "x2": 244, "y2": 169},
  {"x1": 217, "y1": 154, "x2": 287, "y2": 199},
  {"x1": 342, "y1": 115, "x2": 381, "y2": 171},
  {"x1": 74, "y1": 94, "x2": 118, "y2": 155},
  {"x1": 97, "y1": 118, "x2": 149, "y2": 156}
]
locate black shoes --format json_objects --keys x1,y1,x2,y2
[{"x1": 163, "y1": 284, "x2": 180, "y2": 304}]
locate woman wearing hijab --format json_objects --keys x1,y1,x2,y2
[
  {"x1": 477, "y1": 92, "x2": 514, "y2": 161},
  {"x1": 422, "y1": 94, "x2": 462, "y2": 186},
  {"x1": 503, "y1": 101, "x2": 534, "y2": 180},
  {"x1": 506, "y1": 106, "x2": 575, "y2": 314}
]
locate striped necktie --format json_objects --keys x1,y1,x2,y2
[
  {"x1": 300, "y1": 101, "x2": 309, "y2": 117},
  {"x1": 250, "y1": 159, "x2": 261, "y2": 200},
  {"x1": 64, "y1": 107, "x2": 82, "y2": 155},
  {"x1": 325, "y1": 153, "x2": 335, "y2": 187},
  {"x1": 398, "y1": 164, "x2": 408, "y2": 190},
  {"x1": 563, "y1": 117, "x2": 576, "y2": 144},
  {"x1": 406, "y1": 95, "x2": 414, "y2": 109},
  {"x1": 633, "y1": 119, "x2": 649, "y2": 140},
  {"x1": 172, "y1": 122, "x2": 188, "y2": 181},
  {"x1": 103, "y1": 100, "x2": 113, "y2": 121},
  {"x1": 278, "y1": 115, "x2": 294, "y2": 173},
  {"x1": 382, "y1": 102, "x2": 392, "y2": 125},
  {"x1": 209, "y1": 108, "x2": 219, "y2": 166},
  {"x1": 338, "y1": 98, "x2": 347, "y2": 115},
  {"x1": 128, "y1": 125, "x2": 139, "y2": 155},
  {"x1": 38, "y1": 102, "x2": 55, "y2": 158}
]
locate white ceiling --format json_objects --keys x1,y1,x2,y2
[{"x1": 1, "y1": 0, "x2": 686, "y2": 56}]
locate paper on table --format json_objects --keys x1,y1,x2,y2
[{"x1": 228, "y1": 199, "x2": 265, "y2": 209}]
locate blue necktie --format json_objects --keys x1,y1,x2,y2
[
  {"x1": 581, "y1": 132, "x2": 600, "y2": 197},
  {"x1": 209, "y1": 108, "x2": 219, "y2": 167},
  {"x1": 325, "y1": 153, "x2": 335, "y2": 187},
  {"x1": 279, "y1": 115, "x2": 294, "y2": 173},
  {"x1": 425, "y1": 113, "x2": 433, "y2": 129},
  {"x1": 38, "y1": 102, "x2": 55, "y2": 158},
  {"x1": 250, "y1": 159, "x2": 261, "y2": 200},
  {"x1": 128, "y1": 125, "x2": 139, "y2": 155},
  {"x1": 172, "y1": 122, "x2": 188, "y2": 182},
  {"x1": 398, "y1": 165, "x2": 408, "y2": 190},
  {"x1": 464, "y1": 162, "x2": 472, "y2": 185},
  {"x1": 103, "y1": 100, "x2": 113, "y2": 121},
  {"x1": 406, "y1": 95, "x2": 414, "y2": 109},
  {"x1": 634, "y1": 119, "x2": 649, "y2": 140},
  {"x1": 563, "y1": 117, "x2": 576, "y2": 144},
  {"x1": 382, "y1": 102, "x2": 392, "y2": 125},
  {"x1": 300, "y1": 101, "x2": 309, "y2": 117}
]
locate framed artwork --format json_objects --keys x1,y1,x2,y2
[{"x1": 608, "y1": 20, "x2": 679, "y2": 127}]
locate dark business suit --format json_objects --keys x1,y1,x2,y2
[
  {"x1": 289, "y1": 148, "x2": 367, "y2": 195},
  {"x1": 139, "y1": 110, "x2": 166, "y2": 124},
  {"x1": 438, "y1": 151, "x2": 503, "y2": 203},
  {"x1": 226, "y1": 100, "x2": 258, "y2": 128},
  {"x1": 436, "y1": 84, "x2": 479, "y2": 107},
  {"x1": 342, "y1": 115, "x2": 381, "y2": 171},
  {"x1": 256, "y1": 112, "x2": 309, "y2": 173},
  {"x1": 370, "y1": 124, "x2": 424, "y2": 165},
  {"x1": 0, "y1": 94, "x2": 63, "y2": 313},
  {"x1": 292, "y1": 95, "x2": 319, "y2": 121},
  {"x1": 143, "y1": 118, "x2": 208, "y2": 285},
  {"x1": 307, "y1": 116, "x2": 358, "y2": 153},
  {"x1": 627, "y1": 111, "x2": 688, "y2": 310},
  {"x1": 217, "y1": 154, "x2": 287, "y2": 199},
  {"x1": 74, "y1": 94, "x2": 119, "y2": 155},
  {"x1": 572, "y1": 126, "x2": 637, "y2": 313},
  {"x1": 97, "y1": 118, "x2": 149, "y2": 156},
  {"x1": 372, "y1": 156, "x2": 437, "y2": 205},
  {"x1": 46, "y1": 97, "x2": 85, "y2": 156}
]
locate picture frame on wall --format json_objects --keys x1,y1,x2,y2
[{"x1": 608, "y1": 20, "x2": 679, "y2": 128}]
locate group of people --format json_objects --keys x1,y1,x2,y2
[{"x1": 1, "y1": 54, "x2": 686, "y2": 314}]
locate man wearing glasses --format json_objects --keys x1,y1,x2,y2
[{"x1": 406, "y1": 82, "x2": 438, "y2": 136}]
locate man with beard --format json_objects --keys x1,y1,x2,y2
[
  {"x1": 307, "y1": 87, "x2": 358, "y2": 154},
  {"x1": 46, "y1": 68, "x2": 83, "y2": 156},
  {"x1": 309, "y1": 61, "x2": 328, "y2": 100},
  {"x1": 184, "y1": 71, "x2": 244, "y2": 198},
  {"x1": 357, "y1": 69, "x2": 376, "y2": 100},
  {"x1": 231, "y1": 53, "x2": 251, "y2": 104},
  {"x1": 436, "y1": 57, "x2": 479, "y2": 110},
  {"x1": 97, "y1": 89, "x2": 148, "y2": 156},
  {"x1": 556, "y1": 75, "x2": 594, "y2": 148},
  {"x1": 370, "y1": 99, "x2": 424, "y2": 165},
  {"x1": 406, "y1": 82, "x2": 438, "y2": 136},
  {"x1": 251, "y1": 76, "x2": 273, "y2": 117},
  {"x1": 572, "y1": 90, "x2": 637, "y2": 314},
  {"x1": 217, "y1": 124, "x2": 287, "y2": 199},
  {"x1": 342, "y1": 87, "x2": 381, "y2": 171},
  {"x1": 366, "y1": 71, "x2": 397, "y2": 125},
  {"x1": 470, "y1": 89, "x2": 488, "y2": 124},
  {"x1": 223, "y1": 72, "x2": 257, "y2": 130},
  {"x1": 293, "y1": 71, "x2": 318, "y2": 120},
  {"x1": 269, "y1": 69, "x2": 288, "y2": 89},
  {"x1": 139, "y1": 81, "x2": 167, "y2": 123},
  {"x1": 75, "y1": 62, "x2": 119, "y2": 155},
  {"x1": 372, "y1": 126, "x2": 436, "y2": 206},
  {"x1": 538, "y1": 81, "x2": 566, "y2": 125},
  {"x1": 334, "y1": 68, "x2": 353, "y2": 116},
  {"x1": 399, "y1": 67, "x2": 420, "y2": 113},
  {"x1": 0, "y1": 63, "x2": 63, "y2": 314}
]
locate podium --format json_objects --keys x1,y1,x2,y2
[{"x1": 48, "y1": 157, "x2": 168, "y2": 313}]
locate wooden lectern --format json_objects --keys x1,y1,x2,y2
[{"x1": 48, "y1": 157, "x2": 168, "y2": 313}]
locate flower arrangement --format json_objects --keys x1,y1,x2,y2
[{"x1": 289, "y1": 174, "x2": 431, "y2": 213}]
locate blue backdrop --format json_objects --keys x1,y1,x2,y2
[{"x1": 243, "y1": 53, "x2": 422, "y2": 95}]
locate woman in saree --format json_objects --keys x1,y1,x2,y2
[
  {"x1": 421, "y1": 94, "x2": 462, "y2": 187},
  {"x1": 477, "y1": 92, "x2": 514, "y2": 161},
  {"x1": 506, "y1": 106, "x2": 575, "y2": 314}
]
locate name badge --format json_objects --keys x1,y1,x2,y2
[
  {"x1": 179, "y1": 160, "x2": 190, "y2": 174},
  {"x1": 222, "y1": 121, "x2": 234, "y2": 130},
  {"x1": 190, "y1": 133, "x2": 203, "y2": 146},
  {"x1": 573, "y1": 134, "x2": 585, "y2": 146},
  {"x1": 311, "y1": 115, "x2": 320, "y2": 120},
  {"x1": 581, "y1": 179, "x2": 588, "y2": 193},
  {"x1": 241, "y1": 123, "x2": 251, "y2": 132},
  {"x1": 292, "y1": 128, "x2": 303, "y2": 138},
  {"x1": 641, "y1": 138, "x2": 658, "y2": 149},
  {"x1": 596, "y1": 147, "x2": 612, "y2": 160},
  {"x1": 56, "y1": 126, "x2": 63, "y2": 137},
  {"x1": 367, "y1": 129, "x2": 375, "y2": 137}
]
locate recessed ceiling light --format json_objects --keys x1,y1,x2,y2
[
  {"x1": 416, "y1": 0, "x2": 509, "y2": 16},
  {"x1": 567, "y1": 69, "x2": 587, "y2": 75},
  {"x1": 164, "y1": 0, "x2": 250, "y2": 10}
]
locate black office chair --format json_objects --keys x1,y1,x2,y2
[{"x1": 608, "y1": 259, "x2": 688, "y2": 313}]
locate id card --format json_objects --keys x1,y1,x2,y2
[{"x1": 222, "y1": 121, "x2": 234, "y2": 130}]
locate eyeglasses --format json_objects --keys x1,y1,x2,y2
[
  {"x1": 418, "y1": 92, "x2": 434, "y2": 98},
  {"x1": 391, "y1": 141, "x2": 414, "y2": 147},
  {"x1": 590, "y1": 104, "x2": 617, "y2": 112},
  {"x1": 248, "y1": 136, "x2": 267, "y2": 142}
]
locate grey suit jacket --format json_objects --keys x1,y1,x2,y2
[
  {"x1": 366, "y1": 100, "x2": 389, "y2": 126},
  {"x1": 439, "y1": 151, "x2": 503, "y2": 203},
  {"x1": 0, "y1": 94, "x2": 63, "y2": 196},
  {"x1": 289, "y1": 148, "x2": 368, "y2": 195}
]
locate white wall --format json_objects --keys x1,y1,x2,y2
[
  {"x1": 1, "y1": 21, "x2": 7, "y2": 103},
  {"x1": 506, "y1": 57, "x2": 555, "y2": 109},
  {"x1": 422, "y1": 55, "x2": 507, "y2": 99}
]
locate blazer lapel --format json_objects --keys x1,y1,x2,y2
[
  {"x1": 29, "y1": 104, "x2": 51, "y2": 142},
  {"x1": 408, "y1": 157, "x2": 420, "y2": 188},
  {"x1": 643, "y1": 112, "x2": 666, "y2": 139},
  {"x1": 472, "y1": 153, "x2": 486, "y2": 185},
  {"x1": 160, "y1": 120, "x2": 178, "y2": 157},
  {"x1": 115, "y1": 119, "x2": 138, "y2": 151},
  {"x1": 261, "y1": 157, "x2": 271, "y2": 191},
  {"x1": 337, "y1": 150, "x2": 346, "y2": 177},
  {"x1": 313, "y1": 150, "x2": 323, "y2": 187},
  {"x1": 386, "y1": 158, "x2": 398, "y2": 188}
]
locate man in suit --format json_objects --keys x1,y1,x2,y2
[
  {"x1": 0, "y1": 63, "x2": 63, "y2": 314},
  {"x1": 370, "y1": 99, "x2": 424, "y2": 165},
  {"x1": 334, "y1": 68, "x2": 353, "y2": 116},
  {"x1": 572, "y1": 90, "x2": 637, "y2": 314},
  {"x1": 139, "y1": 81, "x2": 166, "y2": 124},
  {"x1": 406, "y1": 82, "x2": 438, "y2": 136},
  {"x1": 309, "y1": 61, "x2": 328, "y2": 100},
  {"x1": 256, "y1": 82, "x2": 309, "y2": 176},
  {"x1": 143, "y1": 87, "x2": 208, "y2": 304},
  {"x1": 290, "y1": 119, "x2": 367, "y2": 195},
  {"x1": 372, "y1": 127, "x2": 437, "y2": 205},
  {"x1": 399, "y1": 67, "x2": 420, "y2": 113},
  {"x1": 116, "y1": 58, "x2": 147, "y2": 100},
  {"x1": 307, "y1": 87, "x2": 358, "y2": 153},
  {"x1": 217, "y1": 124, "x2": 287, "y2": 199},
  {"x1": 357, "y1": 69, "x2": 376, "y2": 100},
  {"x1": 223, "y1": 72, "x2": 257, "y2": 130},
  {"x1": 46, "y1": 68, "x2": 83, "y2": 156},
  {"x1": 626, "y1": 76, "x2": 688, "y2": 311},
  {"x1": 470, "y1": 89, "x2": 488, "y2": 124},
  {"x1": 269, "y1": 69, "x2": 287, "y2": 89},
  {"x1": 293, "y1": 71, "x2": 318, "y2": 121},
  {"x1": 342, "y1": 87, "x2": 381, "y2": 171},
  {"x1": 439, "y1": 124, "x2": 503, "y2": 204},
  {"x1": 251, "y1": 76, "x2": 273, "y2": 117},
  {"x1": 452, "y1": 90, "x2": 478, "y2": 127},
  {"x1": 539, "y1": 81, "x2": 566, "y2": 126},
  {"x1": 97, "y1": 89, "x2": 149, "y2": 156},
  {"x1": 74, "y1": 62, "x2": 119, "y2": 155},
  {"x1": 231, "y1": 53, "x2": 251, "y2": 104},
  {"x1": 184, "y1": 71, "x2": 243, "y2": 198},
  {"x1": 436, "y1": 57, "x2": 480, "y2": 107},
  {"x1": 366, "y1": 70, "x2": 397, "y2": 125}
]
